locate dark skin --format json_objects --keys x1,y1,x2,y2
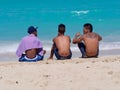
[
  {"x1": 25, "y1": 31, "x2": 46, "y2": 59},
  {"x1": 48, "y1": 32, "x2": 71, "y2": 60},
  {"x1": 73, "y1": 27, "x2": 102, "y2": 57}
]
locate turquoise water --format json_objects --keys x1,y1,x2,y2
[{"x1": 0, "y1": 0, "x2": 120, "y2": 53}]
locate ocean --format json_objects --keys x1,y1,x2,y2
[{"x1": 0, "y1": 0, "x2": 120, "y2": 60}]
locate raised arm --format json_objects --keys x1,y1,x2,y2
[{"x1": 72, "y1": 36, "x2": 84, "y2": 44}]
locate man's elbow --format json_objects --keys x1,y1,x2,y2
[
  {"x1": 100, "y1": 37, "x2": 102, "y2": 41},
  {"x1": 72, "y1": 40, "x2": 77, "y2": 44},
  {"x1": 72, "y1": 41, "x2": 76, "y2": 44}
]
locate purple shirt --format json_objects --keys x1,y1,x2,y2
[{"x1": 16, "y1": 34, "x2": 43, "y2": 57}]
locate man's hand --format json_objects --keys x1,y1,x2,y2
[
  {"x1": 43, "y1": 50, "x2": 46, "y2": 55},
  {"x1": 75, "y1": 32, "x2": 81, "y2": 38},
  {"x1": 73, "y1": 32, "x2": 83, "y2": 44}
]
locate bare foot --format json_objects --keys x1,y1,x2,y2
[
  {"x1": 47, "y1": 57, "x2": 53, "y2": 60},
  {"x1": 43, "y1": 50, "x2": 46, "y2": 55}
]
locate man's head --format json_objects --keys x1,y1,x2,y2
[
  {"x1": 58, "y1": 24, "x2": 65, "y2": 35},
  {"x1": 28, "y1": 26, "x2": 38, "y2": 36},
  {"x1": 83, "y1": 23, "x2": 93, "y2": 34}
]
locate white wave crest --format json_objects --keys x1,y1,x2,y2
[
  {"x1": 71, "y1": 10, "x2": 90, "y2": 16},
  {"x1": 0, "y1": 43, "x2": 18, "y2": 54},
  {"x1": 99, "y1": 41, "x2": 120, "y2": 50},
  {"x1": 0, "y1": 41, "x2": 120, "y2": 54}
]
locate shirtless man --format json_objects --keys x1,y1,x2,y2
[
  {"x1": 16, "y1": 26, "x2": 46, "y2": 62},
  {"x1": 73, "y1": 23, "x2": 102, "y2": 58},
  {"x1": 48, "y1": 24, "x2": 72, "y2": 60}
]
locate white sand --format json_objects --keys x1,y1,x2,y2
[{"x1": 0, "y1": 55, "x2": 120, "y2": 90}]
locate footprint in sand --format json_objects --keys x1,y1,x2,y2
[
  {"x1": 0, "y1": 76, "x2": 2, "y2": 80},
  {"x1": 105, "y1": 59, "x2": 109, "y2": 63},
  {"x1": 43, "y1": 75, "x2": 50, "y2": 78},
  {"x1": 46, "y1": 62, "x2": 49, "y2": 64},
  {"x1": 115, "y1": 81, "x2": 119, "y2": 84},
  {"x1": 108, "y1": 71, "x2": 113, "y2": 75},
  {"x1": 75, "y1": 62, "x2": 79, "y2": 64},
  {"x1": 92, "y1": 61, "x2": 96, "y2": 63},
  {"x1": 16, "y1": 81, "x2": 19, "y2": 84},
  {"x1": 86, "y1": 66, "x2": 90, "y2": 68}
]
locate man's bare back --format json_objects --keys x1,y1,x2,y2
[
  {"x1": 48, "y1": 24, "x2": 72, "y2": 60},
  {"x1": 25, "y1": 48, "x2": 46, "y2": 59},
  {"x1": 54, "y1": 35, "x2": 71, "y2": 56},
  {"x1": 83, "y1": 33, "x2": 100, "y2": 56},
  {"x1": 25, "y1": 49, "x2": 38, "y2": 59}
]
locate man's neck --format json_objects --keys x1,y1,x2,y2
[
  {"x1": 30, "y1": 33, "x2": 37, "y2": 37},
  {"x1": 58, "y1": 34, "x2": 64, "y2": 36}
]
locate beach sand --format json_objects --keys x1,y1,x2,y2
[{"x1": 0, "y1": 55, "x2": 120, "y2": 90}]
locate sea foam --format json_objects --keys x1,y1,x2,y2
[
  {"x1": 0, "y1": 41, "x2": 120, "y2": 54},
  {"x1": 71, "y1": 10, "x2": 90, "y2": 16}
]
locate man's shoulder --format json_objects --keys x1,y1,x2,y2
[
  {"x1": 22, "y1": 35, "x2": 39, "y2": 40},
  {"x1": 53, "y1": 36, "x2": 57, "y2": 39},
  {"x1": 22, "y1": 35, "x2": 28, "y2": 40},
  {"x1": 53, "y1": 36, "x2": 57, "y2": 42},
  {"x1": 91, "y1": 32, "x2": 98, "y2": 34},
  {"x1": 86, "y1": 32, "x2": 97, "y2": 36},
  {"x1": 85, "y1": 32, "x2": 101, "y2": 39},
  {"x1": 92, "y1": 32, "x2": 100, "y2": 36},
  {"x1": 64, "y1": 35, "x2": 70, "y2": 38},
  {"x1": 22, "y1": 35, "x2": 31, "y2": 40}
]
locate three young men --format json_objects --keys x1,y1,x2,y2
[{"x1": 16, "y1": 23, "x2": 102, "y2": 61}]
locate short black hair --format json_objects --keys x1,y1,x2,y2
[
  {"x1": 83, "y1": 23, "x2": 93, "y2": 32},
  {"x1": 58, "y1": 24, "x2": 65, "y2": 34},
  {"x1": 28, "y1": 26, "x2": 37, "y2": 34}
]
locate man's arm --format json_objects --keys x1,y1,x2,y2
[
  {"x1": 72, "y1": 36, "x2": 84, "y2": 44},
  {"x1": 48, "y1": 38, "x2": 55, "y2": 60},
  {"x1": 98, "y1": 34, "x2": 102, "y2": 41},
  {"x1": 37, "y1": 48, "x2": 46, "y2": 55},
  {"x1": 16, "y1": 39, "x2": 25, "y2": 57},
  {"x1": 68, "y1": 36, "x2": 71, "y2": 43}
]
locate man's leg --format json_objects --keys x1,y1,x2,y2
[
  {"x1": 95, "y1": 48, "x2": 99, "y2": 58},
  {"x1": 19, "y1": 54, "x2": 26, "y2": 62},
  {"x1": 54, "y1": 48, "x2": 61, "y2": 60},
  {"x1": 55, "y1": 49, "x2": 72, "y2": 60},
  {"x1": 48, "y1": 44, "x2": 56, "y2": 59},
  {"x1": 78, "y1": 42, "x2": 86, "y2": 58},
  {"x1": 37, "y1": 55, "x2": 44, "y2": 61},
  {"x1": 66, "y1": 50, "x2": 72, "y2": 59}
]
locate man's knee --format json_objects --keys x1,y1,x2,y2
[{"x1": 78, "y1": 42, "x2": 85, "y2": 48}]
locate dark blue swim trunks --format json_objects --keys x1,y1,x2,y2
[
  {"x1": 19, "y1": 54, "x2": 43, "y2": 62},
  {"x1": 54, "y1": 48, "x2": 72, "y2": 60}
]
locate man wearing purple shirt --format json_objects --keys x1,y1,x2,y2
[{"x1": 16, "y1": 26, "x2": 46, "y2": 62}]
